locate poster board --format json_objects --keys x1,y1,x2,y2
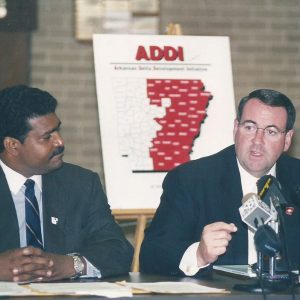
[{"x1": 93, "y1": 34, "x2": 235, "y2": 210}]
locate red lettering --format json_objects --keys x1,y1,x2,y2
[
  {"x1": 150, "y1": 46, "x2": 164, "y2": 61},
  {"x1": 164, "y1": 46, "x2": 177, "y2": 61},
  {"x1": 135, "y1": 46, "x2": 149, "y2": 61},
  {"x1": 135, "y1": 45, "x2": 184, "y2": 61},
  {"x1": 178, "y1": 46, "x2": 184, "y2": 61}
]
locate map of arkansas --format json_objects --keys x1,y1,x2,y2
[
  {"x1": 115, "y1": 78, "x2": 213, "y2": 172},
  {"x1": 148, "y1": 79, "x2": 213, "y2": 171}
]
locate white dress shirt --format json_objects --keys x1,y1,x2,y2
[
  {"x1": 179, "y1": 159, "x2": 276, "y2": 276},
  {"x1": 0, "y1": 160, "x2": 43, "y2": 247}
]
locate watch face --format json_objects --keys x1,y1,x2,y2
[{"x1": 74, "y1": 255, "x2": 84, "y2": 274}]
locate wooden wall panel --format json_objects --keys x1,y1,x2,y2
[
  {"x1": 0, "y1": 0, "x2": 37, "y2": 89},
  {"x1": 0, "y1": 32, "x2": 30, "y2": 89}
]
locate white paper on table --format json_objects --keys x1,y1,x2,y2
[
  {"x1": 0, "y1": 282, "x2": 36, "y2": 296},
  {"x1": 29, "y1": 282, "x2": 132, "y2": 298},
  {"x1": 122, "y1": 281, "x2": 228, "y2": 294}
]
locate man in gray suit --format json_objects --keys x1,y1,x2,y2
[{"x1": 0, "y1": 85, "x2": 133, "y2": 282}]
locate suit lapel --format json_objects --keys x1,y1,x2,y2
[
  {"x1": 219, "y1": 146, "x2": 244, "y2": 222},
  {"x1": 0, "y1": 167, "x2": 20, "y2": 251},
  {"x1": 42, "y1": 173, "x2": 67, "y2": 253},
  {"x1": 218, "y1": 146, "x2": 248, "y2": 264}
]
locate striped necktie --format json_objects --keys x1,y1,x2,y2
[{"x1": 24, "y1": 179, "x2": 43, "y2": 249}]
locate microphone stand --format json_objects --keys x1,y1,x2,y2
[
  {"x1": 234, "y1": 252, "x2": 290, "y2": 293},
  {"x1": 257, "y1": 198, "x2": 293, "y2": 291},
  {"x1": 235, "y1": 176, "x2": 298, "y2": 294},
  {"x1": 257, "y1": 250, "x2": 263, "y2": 278},
  {"x1": 269, "y1": 256, "x2": 275, "y2": 277},
  {"x1": 234, "y1": 223, "x2": 292, "y2": 294},
  {"x1": 268, "y1": 196, "x2": 297, "y2": 289}
]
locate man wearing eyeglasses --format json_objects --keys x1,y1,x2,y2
[{"x1": 140, "y1": 89, "x2": 300, "y2": 277}]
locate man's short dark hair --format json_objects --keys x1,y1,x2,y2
[
  {"x1": 0, "y1": 85, "x2": 57, "y2": 152},
  {"x1": 237, "y1": 89, "x2": 296, "y2": 131}
]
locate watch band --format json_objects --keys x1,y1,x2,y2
[{"x1": 67, "y1": 253, "x2": 85, "y2": 279}]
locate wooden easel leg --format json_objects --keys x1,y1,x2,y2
[{"x1": 132, "y1": 215, "x2": 147, "y2": 272}]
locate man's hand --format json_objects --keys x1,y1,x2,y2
[
  {"x1": 196, "y1": 222, "x2": 237, "y2": 267},
  {"x1": 0, "y1": 247, "x2": 53, "y2": 282},
  {"x1": 0, "y1": 247, "x2": 86, "y2": 282},
  {"x1": 40, "y1": 252, "x2": 86, "y2": 281}
]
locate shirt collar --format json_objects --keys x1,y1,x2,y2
[
  {"x1": 237, "y1": 158, "x2": 276, "y2": 195},
  {"x1": 0, "y1": 160, "x2": 42, "y2": 194}
]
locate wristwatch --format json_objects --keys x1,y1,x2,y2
[{"x1": 67, "y1": 253, "x2": 85, "y2": 278}]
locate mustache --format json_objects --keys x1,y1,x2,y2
[{"x1": 49, "y1": 146, "x2": 65, "y2": 159}]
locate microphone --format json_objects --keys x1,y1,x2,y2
[
  {"x1": 235, "y1": 177, "x2": 295, "y2": 293},
  {"x1": 257, "y1": 175, "x2": 287, "y2": 209},
  {"x1": 256, "y1": 175, "x2": 296, "y2": 285},
  {"x1": 254, "y1": 224, "x2": 281, "y2": 257},
  {"x1": 239, "y1": 192, "x2": 280, "y2": 257},
  {"x1": 239, "y1": 193, "x2": 272, "y2": 232},
  {"x1": 235, "y1": 190, "x2": 292, "y2": 293}
]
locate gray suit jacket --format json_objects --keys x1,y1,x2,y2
[
  {"x1": 0, "y1": 162, "x2": 133, "y2": 277},
  {"x1": 140, "y1": 145, "x2": 300, "y2": 277}
]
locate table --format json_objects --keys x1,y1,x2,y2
[{"x1": 2, "y1": 271, "x2": 299, "y2": 299}]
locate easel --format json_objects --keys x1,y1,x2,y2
[
  {"x1": 166, "y1": 22, "x2": 183, "y2": 35},
  {"x1": 113, "y1": 23, "x2": 183, "y2": 272},
  {"x1": 113, "y1": 209, "x2": 155, "y2": 272}
]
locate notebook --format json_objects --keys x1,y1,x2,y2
[{"x1": 213, "y1": 265, "x2": 257, "y2": 278}]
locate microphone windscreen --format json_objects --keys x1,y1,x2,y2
[
  {"x1": 241, "y1": 192, "x2": 257, "y2": 204},
  {"x1": 257, "y1": 175, "x2": 271, "y2": 194},
  {"x1": 254, "y1": 224, "x2": 281, "y2": 256},
  {"x1": 257, "y1": 175, "x2": 287, "y2": 207},
  {"x1": 239, "y1": 193, "x2": 272, "y2": 231}
]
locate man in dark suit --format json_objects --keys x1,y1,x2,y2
[
  {"x1": 140, "y1": 89, "x2": 300, "y2": 277},
  {"x1": 0, "y1": 85, "x2": 133, "y2": 282}
]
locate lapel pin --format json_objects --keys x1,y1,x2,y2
[
  {"x1": 51, "y1": 217, "x2": 59, "y2": 224},
  {"x1": 285, "y1": 207, "x2": 294, "y2": 216}
]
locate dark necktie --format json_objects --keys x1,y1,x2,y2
[{"x1": 24, "y1": 179, "x2": 43, "y2": 249}]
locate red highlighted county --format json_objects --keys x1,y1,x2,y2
[{"x1": 147, "y1": 79, "x2": 213, "y2": 171}]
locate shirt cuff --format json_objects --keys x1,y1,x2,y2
[
  {"x1": 81, "y1": 257, "x2": 102, "y2": 278},
  {"x1": 179, "y1": 242, "x2": 209, "y2": 276}
]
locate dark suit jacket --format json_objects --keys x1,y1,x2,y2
[
  {"x1": 140, "y1": 145, "x2": 300, "y2": 277},
  {"x1": 0, "y1": 162, "x2": 133, "y2": 278}
]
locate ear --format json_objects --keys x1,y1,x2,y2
[
  {"x1": 3, "y1": 137, "x2": 21, "y2": 156},
  {"x1": 283, "y1": 129, "x2": 294, "y2": 152},
  {"x1": 233, "y1": 119, "x2": 239, "y2": 137}
]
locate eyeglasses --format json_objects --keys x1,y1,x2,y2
[{"x1": 238, "y1": 121, "x2": 286, "y2": 139}]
